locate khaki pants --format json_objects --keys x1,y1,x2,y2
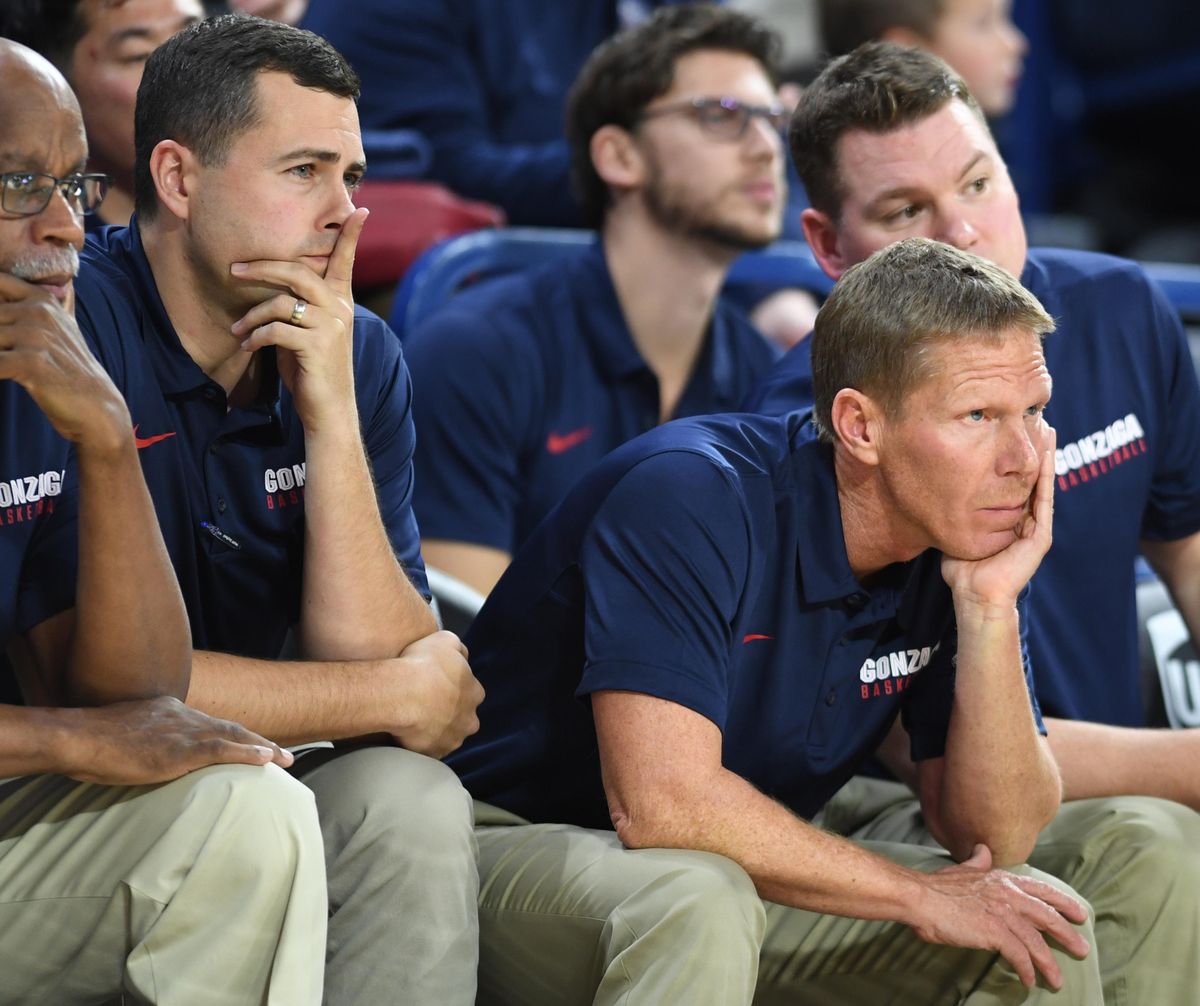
[
  {"x1": 294, "y1": 746, "x2": 480, "y2": 1006},
  {"x1": 0, "y1": 763, "x2": 327, "y2": 1005},
  {"x1": 473, "y1": 801, "x2": 1102, "y2": 1006},
  {"x1": 819, "y1": 776, "x2": 1200, "y2": 1006}
]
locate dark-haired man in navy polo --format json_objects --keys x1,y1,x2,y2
[
  {"x1": 444, "y1": 237, "x2": 1126, "y2": 1004},
  {"x1": 404, "y1": 5, "x2": 786, "y2": 597},
  {"x1": 744, "y1": 43, "x2": 1200, "y2": 1003},
  {"x1": 0, "y1": 38, "x2": 326, "y2": 1003},
  {"x1": 73, "y1": 16, "x2": 484, "y2": 1006}
]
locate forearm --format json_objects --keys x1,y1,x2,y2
[
  {"x1": 938, "y1": 604, "x2": 1060, "y2": 863},
  {"x1": 616, "y1": 767, "x2": 925, "y2": 922},
  {"x1": 187, "y1": 649, "x2": 395, "y2": 746},
  {"x1": 300, "y1": 421, "x2": 436, "y2": 659},
  {"x1": 69, "y1": 424, "x2": 190, "y2": 702},
  {"x1": 1142, "y1": 532, "x2": 1200, "y2": 645},
  {"x1": 1047, "y1": 717, "x2": 1200, "y2": 809},
  {"x1": 0, "y1": 704, "x2": 76, "y2": 777}
]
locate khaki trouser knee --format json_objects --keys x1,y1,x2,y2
[
  {"x1": 0, "y1": 763, "x2": 327, "y2": 1005},
  {"x1": 296, "y1": 745, "x2": 479, "y2": 1006},
  {"x1": 473, "y1": 802, "x2": 1100, "y2": 1006}
]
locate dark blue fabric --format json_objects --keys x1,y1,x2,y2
[
  {"x1": 74, "y1": 222, "x2": 428, "y2": 660},
  {"x1": 0, "y1": 384, "x2": 78, "y2": 642},
  {"x1": 300, "y1": 0, "x2": 689, "y2": 225},
  {"x1": 448, "y1": 411, "x2": 1043, "y2": 828},
  {"x1": 745, "y1": 248, "x2": 1200, "y2": 727},
  {"x1": 405, "y1": 241, "x2": 777, "y2": 553}
]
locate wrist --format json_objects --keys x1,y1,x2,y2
[
  {"x1": 889, "y1": 865, "x2": 936, "y2": 929},
  {"x1": 952, "y1": 593, "x2": 1020, "y2": 628},
  {"x1": 298, "y1": 398, "x2": 361, "y2": 442},
  {"x1": 366, "y1": 655, "x2": 417, "y2": 737},
  {"x1": 39, "y1": 705, "x2": 85, "y2": 776},
  {"x1": 73, "y1": 398, "x2": 134, "y2": 458}
]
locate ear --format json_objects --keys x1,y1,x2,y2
[
  {"x1": 801, "y1": 207, "x2": 850, "y2": 280},
  {"x1": 830, "y1": 388, "x2": 884, "y2": 466},
  {"x1": 590, "y1": 124, "x2": 645, "y2": 196},
  {"x1": 880, "y1": 25, "x2": 931, "y2": 49},
  {"x1": 148, "y1": 139, "x2": 196, "y2": 223}
]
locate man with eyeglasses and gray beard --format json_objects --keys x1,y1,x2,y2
[{"x1": 0, "y1": 38, "x2": 326, "y2": 1005}]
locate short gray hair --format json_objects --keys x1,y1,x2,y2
[{"x1": 811, "y1": 237, "x2": 1055, "y2": 443}]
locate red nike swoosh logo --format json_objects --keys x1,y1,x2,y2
[
  {"x1": 742, "y1": 633, "x2": 775, "y2": 644},
  {"x1": 546, "y1": 426, "x2": 593, "y2": 455},
  {"x1": 133, "y1": 425, "x2": 177, "y2": 450}
]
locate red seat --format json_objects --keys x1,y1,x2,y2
[{"x1": 352, "y1": 179, "x2": 506, "y2": 291}]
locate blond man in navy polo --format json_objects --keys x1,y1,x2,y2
[
  {"x1": 447, "y1": 238, "x2": 1115, "y2": 1004},
  {"x1": 746, "y1": 44, "x2": 1200, "y2": 1004}
]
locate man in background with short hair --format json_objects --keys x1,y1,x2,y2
[
  {"x1": 406, "y1": 4, "x2": 784, "y2": 597},
  {"x1": 0, "y1": 0, "x2": 205, "y2": 227}
]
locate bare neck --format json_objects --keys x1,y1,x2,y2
[
  {"x1": 834, "y1": 447, "x2": 926, "y2": 580},
  {"x1": 140, "y1": 218, "x2": 257, "y2": 399},
  {"x1": 602, "y1": 207, "x2": 738, "y2": 422}
]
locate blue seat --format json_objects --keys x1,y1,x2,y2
[
  {"x1": 1142, "y1": 261, "x2": 1200, "y2": 318},
  {"x1": 388, "y1": 227, "x2": 834, "y2": 340}
]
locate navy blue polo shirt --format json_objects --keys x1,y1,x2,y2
[
  {"x1": 406, "y1": 242, "x2": 778, "y2": 554},
  {"x1": 745, "y1": 248, "x2": 1200, "y2": 727},
  {"x1": 74, "y1": 222, "x2": 428, "y2": 659},
  {"x1": 447, "y1": 410, "x2": 1044, "y2": 828},
  {"x1": 0, "y1": 382, "x2": 78, "y2": 644}
]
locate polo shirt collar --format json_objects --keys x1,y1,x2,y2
[
  {"x1": 576, "y1": 241, "x2": 741, "y2": 405},
  {"x1": 787, "y1": 417, "x2": 935, "y2": 619}
]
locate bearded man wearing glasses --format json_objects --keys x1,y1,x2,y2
[{"x1": 403, "y1": 4, "x2": 787, "y2": 598}]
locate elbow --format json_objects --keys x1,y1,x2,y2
[
  {"x1": 927, "y1": 790, "x2": 1060, "y2": 868},
  {"x1": 610, "y1": 803, "x2": 668, "y2": 851},
  {"x1": 67, "y1": 636, "x2": 192, "y2": 707},
  {"x1": 987, "y1": 829, "x2": 1041, "y2": 869},
  {"x1": 608, "y1": 785, "x2": 692, "y2": 851},
  {"x1": 950, "y1": 795, "x2": 1060, "y2": 868}
]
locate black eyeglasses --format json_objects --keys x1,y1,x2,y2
[
  {"x1": 0, "y1": 172, "x2": 112, "y2": 218},
  {"x1": 636, "y1": 97, "x2": 789, "y2": 141}
]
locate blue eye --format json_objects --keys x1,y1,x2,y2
[{"x1": 967, "y1": 410, "x2": 985, "y2": 422}]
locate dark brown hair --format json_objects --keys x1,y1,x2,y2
[
  {"x1": 566, "y1": 3, "x2": 780, "y2": 228},
  {"x1": 790, "y1": 41, "x2": 987, "y2": 221},
  {"x1": 134, "y1": 14, "x2": 360, "y2": 219}
]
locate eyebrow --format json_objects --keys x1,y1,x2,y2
[
  {"x1": 111, "y1": 16, "x2": 200, "y2": 45},
  {"x1": 864, "y1": 150, "x2": 993, "y2": 215},
  {"x1": 274, "y1": 147, "x2": 366, "y2": 173},
  {"x1": 0, "y1": 152, "x2": 87, "y2": 174}
]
